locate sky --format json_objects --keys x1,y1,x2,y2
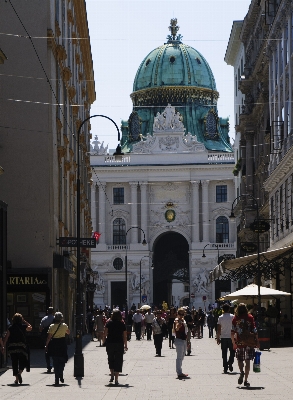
[{"x1": 86, "y1": 0, "x2": 251, "y2": 151}]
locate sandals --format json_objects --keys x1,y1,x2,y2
[
  {"x1": 115, "y1": 381, "x2": 119, "y2": 385},
  {"x1": 244, "y1": 381, "x2": 250, "y2": 387},
  {"x1": 17, "y1": 373, "x2": 22, "y2": 384},
  {"x1": 238, "y1": 371, "x2": 244, "y2": 385}
]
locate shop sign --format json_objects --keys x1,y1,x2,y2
[
  {"x1": 7, "y1": 275, "x2": 47, "y2": 285},
  {"x1": 241, "y1": 242, "x2": 258, "y2": 253},
  {"x1": 250, "y1": 220, "x2": 270, "y2": 233}
]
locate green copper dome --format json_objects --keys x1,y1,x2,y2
[
  {"x1": 121, "y1": 19, "x2": 232, "y2": 154},
  {"x1": 133, "y1": 43, "x2": 216, "y2": 92}
]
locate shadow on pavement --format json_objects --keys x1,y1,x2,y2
[
  {"x1": 7, "y1": 383, "x2": 30, "y2": 386},
  {"x1": 105, "y1": 383, "x2": 132, "y2": 388},
  {"x1": 238, "y1": 386, "x2": 265, "y2": 390}
]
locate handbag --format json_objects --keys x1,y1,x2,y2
[{"x1": 46, "y1": 323, "x2": 62, "y2": 357}]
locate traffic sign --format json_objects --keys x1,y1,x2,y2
[
  {"x1": 58, "y1": 237, "x2": 96, "y2": 248},
  {"x1": 190, "y1": 293, "x2": 195, "y2": 298},
  {"x1": 142, "y1": 295, "x2": 147, "y2": 303}
]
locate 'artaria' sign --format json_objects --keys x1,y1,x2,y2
[{"x1": 7, "y1": 275, "x2": 48, "y2": 285}]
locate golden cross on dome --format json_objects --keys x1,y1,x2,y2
[{"x1": 168, "y1": 18, "x2": 179, "y2": 40}]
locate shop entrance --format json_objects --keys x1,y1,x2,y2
[
  {"x1": 111, "y1": 281, "x2": 126, "y2": 310},
  {"x1": 153, "y1": 232, "x2": 189, "y2": 307}
]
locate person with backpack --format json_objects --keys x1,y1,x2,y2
[
  {"x1": 207, "y1": 310, "x2": 215, "y2": 338},
  {"x1": 39, "y1": 307, "x2": 54, "y2": 373}
]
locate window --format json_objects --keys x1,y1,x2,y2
[
  {"x1": 184, "y1": 285, "x2": 189, "y2": 293},
  {"x1": 216, "y1": 216, "x2": 229, "y2": 243},
  {"x1": 113, "y1": 187, "x2": 124, "y2": 204},
  {"x1": 216, "y1": 185, "x2": 227, "y2": 202},
  {"x1": 113, "y1": 258, "x2": 123, "y2": 270},
  {"x1": 113, "y1": 218, "x2": 126, "y2": 245}
]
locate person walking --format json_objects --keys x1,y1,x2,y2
[
  {"x1": 198, "y1": 307, "x2": 205, "y2": 338},
  {"x1": 103, "y1": 309, "x2": 128, "y2": 386},
  {"x1": 207, "y1": 310, "x2": 215, "y2": 338},
  {"x1": 152, "y1": 310, "x2": 167, "y2": 357},
  {"x1": 45, "y1": 312, "x2": 70, "y2": 386},
  {"x1": 174, "y1": 307, "x2": 188, "y2": 378},
  {"x1": 2, "y1": 313, "x2": 32, "y2": 385},
  {"x1": 144, "y1": 308, "x2": 155, "y2": 340},
  {"x1": 132, "y1": 309, "x2": 143, "y2": 340},
  {"x1": 167, "y1": 308, "x2": 176, "y2": 348},
  {"x1": 94, "y1": 310, "x2": 106, "y2": 347},
  {"x1": 39, "y1": 307, "x2": 54, "y2": 373},
  {"x1": 217, "y1": 303, "x2": 235, "y2": 373},
  {"x1": 231, "y1": 303, "x2": 260, "y2": 387}
]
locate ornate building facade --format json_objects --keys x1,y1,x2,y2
[
  {"x1": 0, "y1": 0, "x2": 95, "y2": 339},
  {"x1": 91, "y1": 21, "x2": 236, "y2": 310}
]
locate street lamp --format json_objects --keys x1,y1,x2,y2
[
  {"x1": 139, "y1": 255, "x2": 152, "y2": 306},
  {"x1": 202, "y1": 243, "x2": 220, "y2": 264},
  {"x1": 229, "y1": 194, "x2": 261, "y2": 320},
  {"x1": 74, "y1": 114, "x2": 122, "y2": 378},
  {"x1": 125, "y1": 226, "x2": 147, "y2": 316}
]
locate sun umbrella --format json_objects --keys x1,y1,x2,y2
[
  {"x1": 221, "y1": 284, "x2": 291, "y2": 301},
  {"x1": 140, "y1": 305, "x2": 151, "y2": 310}
]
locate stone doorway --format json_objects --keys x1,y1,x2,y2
[
  {"x1": 153, "y1": 232, "x2": 189, "y2": 307},
  {"x1": 111, "y1": 281, "x2": 126, "y2": 310}
]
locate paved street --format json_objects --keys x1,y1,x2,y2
[{"x1": 1, "y1": 327, "x2": 293, "y2": 399}]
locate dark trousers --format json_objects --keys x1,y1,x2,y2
[
  {"x1": 154, "y1": 333, "x2": 163, "y2": 356},
  {"x1": 168, "y1": 326, "x2": 174, "y2": 347},
  {"x1": 42, "y1": 335, "x2": 52, "y2": 369},
  {"x1": 11, "y1": 353, "x2": 27, "y2": 376},
  {"x1": 199, "y1": 324, "x2": 204, "y2": 337},
  {"x1": 52, "y1": 356, "x2": 66, "y2": 382},
  {"x1": 134, "y1": 322, "x2": 141, "y2": 340},
  {"x1": 106, "y1": 343, "x2": 124, "y2": 372},
  {"x1": 220, "y1": 338, "x2": 235, "y2": 369},
  {"x1": 146, "y1": 323, "x2": 152, "y2": 340},
  {"x1": 208, "y1": 326, "x2": 214, "y2": 338}
]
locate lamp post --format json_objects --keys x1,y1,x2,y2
[
  {"x1": 139, "y1": 255, "x2": 152, "y2": 306},
  {"x1": 202, "y1": 243, "x2": 220, "y2": 264},
  {"x1": 229, "y1": 194, "x2": 261, "y2": 320},
  {"x1": 125, "y1": 227, "x2": 147, "y2": 316},
  {"x1": 74, "y1": 114, "x2": 122, "y2": 378}
]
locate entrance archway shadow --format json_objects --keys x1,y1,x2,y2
[{"x1": 153, "y1": 232, "x2": 189, "y2": 306}]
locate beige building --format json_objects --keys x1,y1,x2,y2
[{"x1": 0, "y1": 0, "x2": 95, "y2": 340}]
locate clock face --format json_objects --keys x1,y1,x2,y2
[
  {"x1": 206, "y1": 112, "x2": 217, "y2": 134},
  {"x1": 165, "y1": 209, "x2": 176, "y2": 223}
]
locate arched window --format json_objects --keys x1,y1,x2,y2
[
  {"x1": 216, "y1": 216, "x2": 229, "y2": 243},
  {"x1": 113, "y1": 218, "x2": 126, "y2": 245},
  {"x1": 113, "y1": 258, "x2": 123, "y2": 270}
]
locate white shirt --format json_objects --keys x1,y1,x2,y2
[
  {"x1": 145, "y1": 313, "x2": 155, "y2": 323},
  {"x1": 217, "y1": 313, "x2": 234, "y2": 339}
]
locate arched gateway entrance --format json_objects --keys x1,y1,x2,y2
[{"x1": 153, "y1": 232, "x2": 189, "y2": 307}]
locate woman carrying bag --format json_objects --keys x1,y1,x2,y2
[
  {"x1": 45, "y1": 312, "x2": 70, "y2": 386},
  {"x1": 2, "y1": 313, "x2": 32, "y2": 385}
]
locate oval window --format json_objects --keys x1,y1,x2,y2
[{"x1": 113, "y1": 258, "x2": 123, "y2": 271}]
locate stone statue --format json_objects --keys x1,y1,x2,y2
[{"x1": 192, "y1": 270, "x2": 209, "y2": 294}]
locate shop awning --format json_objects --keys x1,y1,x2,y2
[{"x1": 209, "y1": 245, "x2": 293, "y2": 282}]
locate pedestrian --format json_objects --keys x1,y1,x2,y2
[
  {"x1": 231, "y1": 303, "x2": 260, "y2": 387},
  {"x1": 184, "y1": 308, "x2": 193, "y2": 355},
  {"x1": 207, "y1": 310, "x2": 215, "y2": 338},
  {"x1": 45, "y1": 312, "x2": 70, "y2": 386},
  {"x1": 174, "y1": 307, "x2": 188, "y2": 378},
  {"x1": 94, "y1": 310, "x2": 105, "y2": 347},
  {"x1": 103, "y1": 309, "x2": 128, "y2": 385},
  {"x1": 217, "y1": 303, "x2": 235, "y2": 373},
  {"x1": 167, "y1": 308, "x2": 176, "y2": 348},
  {"x1": 152, "y1": 310, "x2": 167, "y2": 357},
  {"x1": 2, "y1": 313, "x2": 32, "y2": 385},
  {"x1": 198, "y1": 307, "x2": 205, "y2": 338},
  {"x1": 132, "y1": 309, "x2": 143, "y2": 340},
  {"x1": 39, "y1": 306, "x2": 54, "y2": 373},
  {"x1": 144, "y1": 308, "x2": 155, "y2": 340}
]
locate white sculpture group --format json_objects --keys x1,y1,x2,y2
[
  {"x1": 153, "y1": 104, "x2": 185, "y2": 132},
  {"x1": 91, "y1": 135, "x2": 109, "y2": 155}
]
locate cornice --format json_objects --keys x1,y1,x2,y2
[
  {"x1": 131, "y1": 86, "x2": 219, "y2": 106},
  {"x1": 73, "y1": 0, "x2": 95, "y2": 104},
  {"x1": 224, "y1": 20, "x2": 243, "y2": 66},
  {"x1": 264, "y1": 145, "x2": 293, "y2": 192}
]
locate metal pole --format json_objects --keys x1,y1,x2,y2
[
  {"x1": 256, "y1": 204, "x2": 261, "y2": 321},
  {"x1": 140, "y1": 259, "x2": 142, "y2": 307},
  {"x1": 74, "y1": 114, "x2": 121, "y2": 377}
]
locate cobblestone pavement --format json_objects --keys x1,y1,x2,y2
[{"x1": 1, "y1": 327, "x2": 293, "y2": 399}]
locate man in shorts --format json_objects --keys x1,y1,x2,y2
[{"x1": 231, "y1": 303, "x2": 260, "y2": 387}]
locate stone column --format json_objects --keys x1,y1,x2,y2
[
  {"x1": 140, "y1": 182, "x2": 148, "y2": 240},
  {"x1": 201, "y1": 180, "x2": 210, "y2": 242},
  {"x1": 98, "y1": 182, "x2": 106, "y2": 244},
  {"x1": 191, "y1": 181, "x2": 200, "y2": 243},
  {"x1": 129, "y1": 182, "x2": 138, "y2": 243},
  {"x1": 91, "y1": 184, "x2": 97, "y2": 232}
]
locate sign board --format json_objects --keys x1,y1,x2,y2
[
  {"x1": 202, "y1": 295, "x2": 207, "y2": 301},
  {"x1": 241, "y1": 242, "x2": 258, "y2": 253},
  {"x1": 141, "y1": 295, "x2": 147, "y2": 303},
  {"x1": 250, "y1": 220, "x2": 270, "y2": 233},
  {"x1": 58, "y1": 237, "x2": 96, "y2": 248},
  {"x1": 190, "y1": 293, "x2": 195, "y2": 298}
]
